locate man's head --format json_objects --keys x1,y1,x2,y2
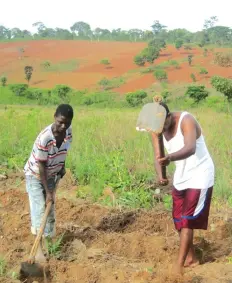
[{"x1": 54, "y1": 104, "x2": 74, "y2": 133}]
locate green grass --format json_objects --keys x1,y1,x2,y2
[
  {"x1": 41, "y1": 59, "x2": 79, "y2": 72},
  {"x1": 1, "y1": 97, "x2": 232, "y2": 205}
]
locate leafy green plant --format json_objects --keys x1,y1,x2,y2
[
  {"x1": 98, "y1": 77, "x2": 125, "y2": 90},
  {"x1": 126, "y1": 90, "x2": 147, "y2": 107},
  {"x1": 9, "y1": 84, "x2": 28, "y2": 96},
  {"x1": 1, "y1": 76, "x2": 7, "y2": 87},
  {"x1": 185, "y1": 85, "x2": 209, "y2": 103},
  {"x1": 199, "y1": 68, "x2": 208, "y2": 75},
  {"x1": 154, "y1": 69, "x2": 168, "y2": 81},
  {"x1": 0, "y1": 256, "x2": 6, "y2": 276},
  {"x1": 46, "y1": 234, "x2": 65, "y2": 258},
  {"x1": 211, "y1": 76, "x2": 232, "y2": 101},
  {"x1": 163, "y1": 194, "x2": 172, "y2": 211},
  {"x1": 100, "y1": 58, "x2": 110, "y2": 66}
]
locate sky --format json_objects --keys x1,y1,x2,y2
[{"x1": 0, "y1": 0, "x2": 231, "y2": 33}]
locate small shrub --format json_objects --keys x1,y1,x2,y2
[
  {"x1": 185, "y1": 85, "x2": 209, "y2": 103},
  {"x1": 188, "y1": 55, "x2": 193, "y2": 66},
  {"x1": 175, "y1": 39, "x2": 183, "y2": 50},
  {"x1": 154, "y1": 69, "x2": 168, "y2": 81},
  {"x1": 214, "y1": 52, "x2": 232, "y2": 67},
  {"x1": 169, "y1": 60, "x2": 180, "y2": 69},
  {"x1": 184, "y1": 45, "x2": 192, "y2": 50},
  {"x1": 199, "y1": 68, "x2": 208, "y2": 75},
  {"x1": 98, "y1": 77, "x2": 125, "y2": 90},
  {"x1": 126, "y1": 90, "x2": 147, "y2": 107},
  {"x1": 81, "y1": 92, "x2": 115, "y2": 106},
  {"x1": 24, "y1": 66, "x2": 33, "y2": 84},
  {"x1": 211, "y1": 76, "x2": 232, "y2": 101},
  {"x1": 134, "y1": 54, "x2": 146, "y2": 66},
  {"x1": 1, "y1": 76, "x2": 7, "y2": 86},
  {"x1": 161, "y1": 90, "x2": 171, "y2": 102},
  {"x1": 190, "y1": 73, "x2": 196, "y2": 82},
  {"x1": 42, "y1": 60, "x2": 51, "y2": 69},
  {"x1": 9, "y1": 84, "x2": 28, "y2": 96},
  {"x1": 203, "y1": 48, "x2": 208, "y2": 57},
  {"x1": 100, "y1": 58, "x2": 110, "y2": 65},
  {"x1": 53, "y1": 85, "x2": 71, "y2": 100}
]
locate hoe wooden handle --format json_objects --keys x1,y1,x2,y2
[
  {"x1": 157, "y1": 133, "x2": 167, "y2": 180},
  {"x1": 29, "y1": 201, "x2": 52, "y2": 260}
]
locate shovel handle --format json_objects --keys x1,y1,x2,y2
[
  {"x1": 29, "y1": 201, "x2": 52, "y2": 260},
  {"x1": 157, "y1": 134, "x2": 167, "y2": 179}
]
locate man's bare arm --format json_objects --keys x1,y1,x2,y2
[{"x1": 168, "y1": 115, "x2": 197, "y2": 162}]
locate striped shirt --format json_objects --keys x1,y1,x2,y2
[{"x1": 24, "y1": 124, "x2": 72, "y2": 178}]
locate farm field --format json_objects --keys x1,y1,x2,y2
[
  {"x1": 0, "y1": 40, "x2": 232, "y2": 92},
  {"x1": 1, "y1": 35, "x2": 232, "y2": 283}
]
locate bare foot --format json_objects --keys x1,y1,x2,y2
[{"x1": 184, "y1": 259, "x2": 200, "y2": 268}]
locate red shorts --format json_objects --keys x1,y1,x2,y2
[{"x1": 172, "y1": 186, "x2": 213, "y2": 231}]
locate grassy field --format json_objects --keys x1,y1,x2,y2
[{"x1": 1, "y1": 100, "x2": 232, "y2": 208}]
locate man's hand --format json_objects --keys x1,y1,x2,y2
[
  {"x1": 46, "y1": 191, "x2": 54, "y2": 205},
  {"x1": 157, "y1": 155, "x2": 171, "y2": 166},
  {"x1": 158, "y1": 178, "x2": 169, "y2": 186}
]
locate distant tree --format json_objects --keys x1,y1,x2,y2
[
  {"x1": 126, "y1": 90, "x2": 147, "y2": 107},
  {"x1": 175, "y1": 39, "x2": 183, "y2": 50},
  {"x1": 188, "y1": 55, "x2": 193, "y2": 66},
  {"x1": 24, "y1": 66, "x2": 33, "y2": 85},
  {"x1": 148, "y1": 38, "x2": 166, "y2": 49},
  {"x1": 151, "y1": 21, "x2": 167, "y2": 35},
  {"x1": 154, "y1": 69, "x2": 168, "y2": 81},
  {"x1": 203, "y1": 16, "x2": 218, "y2": 30},
  {"x1": 185, "y1": 85, "x2": 209, "y2": 103},
  {"x1": 134, "y1": 54, "x2": 146, "y2": 66},
  {"x1": 211, "y1": 76, "x2": 232, "y2": 101},
  {"x1": 128, "y1": 29, "x2": 143, "y2": 42},
  {"x1": 32, "y1": 22, "x2": 46, "y2": 34},
  {"x1": 70, "y1": 21, "x2": 91, "y2": 37},
  {"x1": 1, "y1": 76, "x2": 7, "y2": 86}
]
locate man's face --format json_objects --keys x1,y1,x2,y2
[{"x1": 54, "y1": 115, "x2": 72, "y2": 134}]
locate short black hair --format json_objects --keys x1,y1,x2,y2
[
  {"x1": 55, "y1": 104, "x2": 74, "y2": 119},
  {"x1": 160, "y1": 102, "x2": 170, "y2": 117}
]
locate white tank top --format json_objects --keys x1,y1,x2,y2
[{"x1": 163, "y1": 112, "x2": 215, "y2": 191}]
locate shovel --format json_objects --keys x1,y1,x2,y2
[
  {"x1": 20, "y1": 175, "x2": 61, "y2": 279},
  {"x1": 136, "y1": 97, "x2": 167, "y2": 180}
]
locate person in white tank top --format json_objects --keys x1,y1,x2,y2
[{"x1": 149, "y1": 100, "x2": 215, "y2": 275}]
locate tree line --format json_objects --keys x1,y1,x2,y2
[{"x1": 0, "y1": 16, "x2": 231, "y2": 46}]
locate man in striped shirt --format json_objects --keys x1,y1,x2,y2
[{"x1": 24, "y1": 104, "x2": 73, "y2": 262}]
